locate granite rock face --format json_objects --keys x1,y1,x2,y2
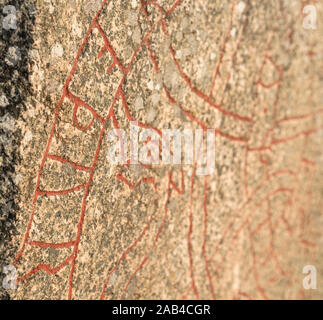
[
  {"x1": 0, "y1": 0, "x2": 34, "y2": 300},
  {"x1": 1, "y1": 0, "x2": 322, "y2": 299}
]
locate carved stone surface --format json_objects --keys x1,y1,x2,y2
[{"x1": 1, "y1": 0, "x2": 322, "y2": 300}]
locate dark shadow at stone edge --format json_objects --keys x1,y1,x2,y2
[{"x1": 0, "y1": 0, "x2": 35, "y2": 300}]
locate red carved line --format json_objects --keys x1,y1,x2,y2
[
  {"x1": 276, "y1": 108, "x2": 323, "y2": 124},
  {"x1": 238, "y1": 291, "x2": 252, "y2": 300},
  {"x1": 209, "y1": 3, "x2": 235, "y2": 97},
  {"x1": 168, "y1": 45, "x2": 253, "y2": 123},
  {"x1": 232, "y1": 188, "x2": 293, "y2": 240},
  {"x1": 29, "y1": 241, "x2": 75, "y2": 249},
  {"x1": 122, "y1": 255, "x2": 149, "y2": 298},
  {"x1": 301, "y1": 158, "x2": 316, "y2": 167},
  {"x1": 271, "y1": 128, "x2": 318, "y2": 145},
  {"x1": 97, "y1": 45, "x2": 106, "y2": 59},
  {"x1": 16, "y1": 0, "x2": 319, "y2": 301},
  {"x1": 68, "y1": 121, "x2": 107, "y2": 300},
  {"x1": 145, "y1": 35, "x2": 250, "y2": 142},
  {"x1": 119, "y1": 89, "x2": 163, "y2": 136},
  {"x1": 14, "y1": 0, "x2": 110, "y2": 266},
  {"x1": 210, "y1": 185, "x2": 294, "y2": 277},
  {"x1": 218, "y1": 5, "x2": 249, "y2": 106},
  {"x1": 17, "y1": 255, "x2": 73, "y2": 283},
  {"x1": 116, "y1": 169, "x2": 172, "y2": 299},
  {"x1": 167, "y1": 0, "x2": 183, "y2": 15},
  {"x1": 202, "y1": 176, "x2": 216, "y2": 299},
  {"x1": 152, "y1": 172, "x2": 171, "y2": 247},
  {"x1": 47, "y1": 154, "x2": 91, "y2": 172},
  {"x1": 140, "y1": 0, "x2": 153, "y2": 26},
  {"x1": 66, "y1": 90, "x2": 105, "y2": 124},
  {"x1": 106, "y1": 61, "x2": 116, "y2": 74},
  {"x1": 188, "y1": 166, "x2": 199, "y2": 299},
  {"x1": 116, "y1": 170, "x2": 157, "y2": 193},
  {"x1": 258, "y1": 78, "x2": 281, "y2": 89},
  {"x1": 164, "y1": 85, "x2": 248, "y2": 142},
  {"x1": 169, "y1": 168, "x2": 185, "y2": 195},
  {"x1": 145, "y1": 39, "x2": 159, "y2": 72},
  {"x1": 300, "y1": 239, "x2": 316, "y2": 248},
  {"x1": 247, "y1": 221, "x2": 269, "y2": 300},
  {"x1": 37, "y1": 183, "x2": 86, "y2": 197},
  {"x1": 116, "y1": 171, "x2": 134, "y2": 189},
  {"x1": 143, "y1": 10, "x2": 254, "y2": 125},
  {"x1": 94, "y1": 20, "x2": 127, "y2": 74},
  {"x1": 100, "y1": 216, "x2": 153, "y2": 299}
]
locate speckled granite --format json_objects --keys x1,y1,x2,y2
[
  {"x1": 0, "y1": 0, "x2": 35, "y2": 300},
  {"x1": 1, "y1": 0, "x2": 323, "y2": 300}
]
